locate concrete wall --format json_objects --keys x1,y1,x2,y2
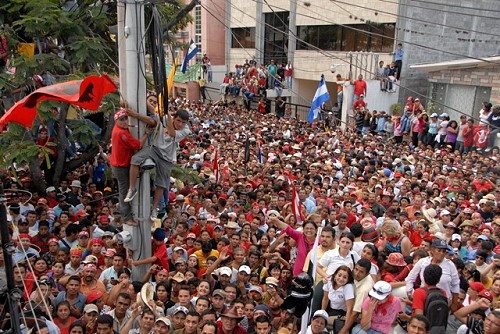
[
  {"x1": 295, "y1": 0, "x2": 396, "y2": 26},
  {"x1": 396, "y1": 0, "x2": 500, "y2": 105}
]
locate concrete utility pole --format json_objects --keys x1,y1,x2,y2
[{"x1": 117, "y1": 0, "x2": 151, "y2": 281}]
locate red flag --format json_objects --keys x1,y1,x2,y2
[
  {"x1": 213, "y1": 150, "x2": 219, "y2": 182},
  {"x1": 0, "y1": 75, "x2": 116, "y2": 130},
  {"x1": 291, "y1": 184, "x2": 305, "y2": 225}
]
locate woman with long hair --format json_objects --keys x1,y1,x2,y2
[
  {"x1": 321, "y1": 265, "x2": 355, "y2": 334},
  {"x1": 446, "y1": 120, "x2": 459, "y2": 151}
]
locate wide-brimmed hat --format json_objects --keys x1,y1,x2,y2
[
  {"x1": 423, "y1": 208, "x2": 437, "y2": 223},
  {"x1": 224, "y1": 221, "x2": 239, "y2": 229},
  {"x1": 369, "y1": 281, "x2": 392, "y2": 300},
  {"x1": 386, "y1": 253, "x2": 406, "y2": 267},
  {"x1": 220, "y1": 306, "x2": 244, "y2": 320},
  {"x1": 137, "y1": 283, "x2": 155, "y2": 311}
]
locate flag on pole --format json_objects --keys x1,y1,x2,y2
[
  {"x1": 257, "y1": 144, "x2": 263, "y2": 164},
  {"x1": 213, "y1": 150, "x2": 219, "y2": 182},
  {"x1": 181, "y1": 39, "x2": 199, "y2": 73},
  {"x1": 167, "y1": 56, "x2": 178, "y2": 94},
  {"x1": 308, "y1": 75, "x2": 330, "y2": 123},
  {"x1": 301, "y1": 226, "x2": 322, "y2": 334},
  {"x1": 291, "y1": 184, "x2": 305, "y2": 225},
  {"x1": 0, "y1": 75, "x2": 116, "y2": 130}
]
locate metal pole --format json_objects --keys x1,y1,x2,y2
[
  {"x1": 0, "y1": 185, "x2": 22, "y2": 334},
  {"x1": 118, "y1": 0, "x2": 151, "y2": 281}
]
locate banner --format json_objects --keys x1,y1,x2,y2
[{"x1": 0, "y1": 75, "x2": 116, "y2": 130}]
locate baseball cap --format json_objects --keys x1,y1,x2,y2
[
  {"x1": 186, "y1": 233, "x2": 196, "y2": 240},
  {"x1": 46, "y1": 186, "x2": 56, "y2": 192},
  {"x1": 172, "y1": 306, "x2": 189, "y2": 315},
  {"x1": 156, "y1": 317, "x2": 171, "y2": 327},
  {"x1": 477, "y1": 235, "x2": 489, "y2": 241},
  {"x1": 312, "y1": 310, "x2": 329, "y2": 322},
  {"x1": 218, "y1": 267, "x2": 232, "y2": 277},
  {"x1": 451, "y1": 234, "x2": 461, "y2": 242},
  {"x1": 478, "y1": 289, "x2": 493, "y2": 301},
  {"x1": 84, "y1": 304, "x2": 99, "y2": 314},
  {"x1": 369, "y1": 281, "x2": 392, "y2": 300},
  {"x1": 212, "y1": 289, "x2": 227, "y2": 298},
  {"x1": 87, "y1": 290, "x2": 105, "y2": 304},
  {"x1": 238, "y1": 265, "x2": 251, "y2": 275},
  {"x1": 431, "y1": 238, "x2": 448, "y2": 249}
]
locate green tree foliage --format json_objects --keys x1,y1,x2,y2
[{"x1": 0, "y1": 0, "x2": 194, "y2": 190}]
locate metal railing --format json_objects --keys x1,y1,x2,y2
[{"x1": 204, "y1": 86, "x2": 311, "y2": 121}]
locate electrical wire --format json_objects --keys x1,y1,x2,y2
[
  {"x1": 214, "y1": 0, "x2": 499, "y2": 129},
  {"x1": 282, "y1": 0, "x2": 500, "y2": 63},
  {"x1": 330, "y1": 0, "x2": 500, "y2": 39}
]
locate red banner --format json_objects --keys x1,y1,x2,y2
[{"x1": 0, "y1": 74, "x2": 116, "y2": 130}]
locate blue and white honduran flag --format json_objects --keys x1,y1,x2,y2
[
  {"x1": 308, "y1": 75, "x2": 330, "y2": 123},
  {"x1": 181, "y1": 39, "x2": 199, "y2": 73}
]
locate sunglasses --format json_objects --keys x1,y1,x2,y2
[{"x1": 119, "y1": 116, "x2": 128, "y2": 121}]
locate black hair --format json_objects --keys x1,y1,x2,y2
[
  {"x1": 349, "y1": 222, "x2": 363, "y2": 238},
  {"x1": 408, "y1": 315, "x2": 430, "y2": 331},
  {"x1": 423, "y1": 264, "x2": 442, "y2": 286},
  {"x1": 96, "y1": 314, "x2": 114, "y2": 327},
  {"x1": 355, "y1": 258, "x2": 372, "y2": 274}
]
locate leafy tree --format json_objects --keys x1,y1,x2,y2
[{"x1": 0, "y1": 0, "x2": 195, "y2": 192}]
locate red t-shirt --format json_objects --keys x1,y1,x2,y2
[
  {"x1": 410, "y1": 231, "x2": 433, "y2": 247},
  {"x1": 412, "y1": 287, "x2": 447, "y2": 315},
  {"x1": 153, "y1": 242, "x2": 169, "y2": 271},
  {"x1": 110, "y1": 125, "x2": 142, "y2": 167},
  {"x1": 353, "y1": 100, "x2": 367, "y2": 110},
  {"x1": 353, "y1": 80, "x2": 367, "y2": 96}
]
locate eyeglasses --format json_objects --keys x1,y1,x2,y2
[{"x1": 119, "y1": 116, "x2": 128, "y2": 121}]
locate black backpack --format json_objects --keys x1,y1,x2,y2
[{"x1": 423, "y1": 287, "x2": 449, "y2": 334}]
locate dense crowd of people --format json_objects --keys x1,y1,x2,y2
[{"x1": 1, "y1": 92, "x2": 500, "y2": 334}]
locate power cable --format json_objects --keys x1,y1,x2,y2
[
  {"x1": 330, "y1": 0, "x2": 500, "y2": 39},
  {"x1": 280, "y1": 0, "x2": 500, "y2": 63},
  {"x1": 232, "y1": 0, "x2": 500, "y2": 129}
]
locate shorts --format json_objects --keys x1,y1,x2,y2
[{"x1": 131, "y1": 146, "x2": 173, "y2": 188}]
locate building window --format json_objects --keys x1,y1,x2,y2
[
  {"x1": 231, "y1": 27, "x2": 256, "y2": 48},
  {"x1": 195, "y1": 5, "x2": 202, "y2": 59},
  {"x1": 297, "y1": 23, "x2": 395, "y2": 52}
]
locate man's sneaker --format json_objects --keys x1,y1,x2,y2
[
  {"x1": 150, "y1": 208, "x2": 159, "y2": 221},
  {"x1": 124, "y1": 188, "x2": 137, "y2": 202}
]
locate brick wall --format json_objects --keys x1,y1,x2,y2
[{"x1": 427, "y1": 65, "x2": 500, "y2": 105}]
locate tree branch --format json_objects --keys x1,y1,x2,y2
[
  {"x1": 52, "y1": 103, "x2": 70, "y2": 186},
  {"x1": 163, "y1": 0, "x2": 199, "y2": 33}
]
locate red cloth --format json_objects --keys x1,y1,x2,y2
[
  {"x1": 153, "y1": 242, "x2": 169, "y2": 272},
  {"x1": 353, "y1": 79, "x2": 367, "y2": 96},
  {"x1": 0, "y1": 75, "x2": 116, "y2": 130},
  {"x1": 109, "y1": 125, "x2": 142, "y2": 167},
  {"x1": 410, "y1": 231, "x2": 433, "y2": 247},
  {"x1": 412, "y1": 287, "x2": 447, "y2": 315},
  {"x1": 353, "y1": 100, "x2": 367, "y2": 110}
]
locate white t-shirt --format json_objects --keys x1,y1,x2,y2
[{"x1": 323, "y1": 280, "x2": 355, "y2": 311}]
